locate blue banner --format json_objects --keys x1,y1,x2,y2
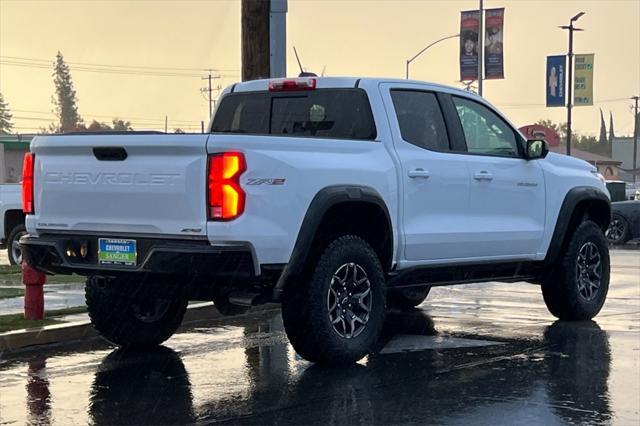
[{"x1": 546, "y1": 55, "x2": 566, "y2": 107}]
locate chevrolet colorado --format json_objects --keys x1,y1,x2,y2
[{"x1": 21, "y1": 77, "x2": 611, "y2": 364}]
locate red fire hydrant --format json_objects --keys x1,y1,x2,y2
[{"x1": 22, "y1": 262, "x2": 46, "y2": 320}]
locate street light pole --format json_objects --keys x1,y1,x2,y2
[
  {"x1": 406, "y1": 34, "x2": 460, "y2": 79},
  {"x1": 632, "y1": 95, "x2": 639, "y2": 183},
  {"x1": 560, "y1": 12, "x2": 585, "y2": 156}
]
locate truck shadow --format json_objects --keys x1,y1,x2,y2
[{"x1": 84, "y1": 312, "x2": 612, "y2": 425}]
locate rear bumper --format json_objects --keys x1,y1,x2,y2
[{"x1": 20, "y1": 234, "x2": 256, "y2": 278}]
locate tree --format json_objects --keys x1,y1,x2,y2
[
  {"x1": 82, "y1": 119, "x2": 133, "y2": 132},
  {"x1": 112, "y1": 119, "x2": 132, "y2": 131},
  {"x1": 173, "y1": 128, "x2": 185, "y2": 133},
  {"x1": 608, "y1": 111, "x2": 615, "y2": 157},
  {"x1": 0, "y1": 92, "x2": 14, "y2": 134},
  {"x1": 86, "y1": 120, "x2": 111, "y2": 132},
  {"x1": 52, "y1": 52, "x2": 83, "y2": 133},
  {"x1": 597, "y1": 108, "x2": 607, "y2": 155}
]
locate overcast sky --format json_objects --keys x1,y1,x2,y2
[{"x1": 1, "y1": 0, "x2": 638, "y2": 135}]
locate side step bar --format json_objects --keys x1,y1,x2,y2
[{"x1": 387, "y1": 260, "x2": 543, "y2": 289}]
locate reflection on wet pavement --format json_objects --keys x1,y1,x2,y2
[{"x1": 0, "y1": 250, "x2": 638, "y2": 425}]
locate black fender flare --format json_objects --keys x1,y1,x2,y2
[
  {"x1": 544, "y1": 186, "x2": 611, "y2": 265},
  {"x1": 274, "y1": 185, "x2": 393, "y2": 293}
]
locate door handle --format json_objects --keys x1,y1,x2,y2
[
  {"x1": 408, "y1": 168, "x2": 431, "y2": 179},
  {"x1": 473, "y1": 171, "x2": 494, "y2": 181}
]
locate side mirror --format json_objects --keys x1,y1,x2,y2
[{"x1": 525, "y1": 139, "x2": 549, "y2": 160}]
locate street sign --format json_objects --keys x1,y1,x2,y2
[
  {"x1": 546, "y1": 55, "x2": 566, "y2": 107},
  {"x1": 574, "y1": 53, "x2": 594, "y2": 106}
]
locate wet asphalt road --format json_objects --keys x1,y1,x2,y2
[{"x1": 1, "y1": 249, "x2": 638, "y2": 425}]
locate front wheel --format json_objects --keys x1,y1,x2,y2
[
  {"x1": 282, "y1": 235, "x2": 386, "y2": 365},
  {"x1": 86, "y1": 276, "x2": 188, "y2": 348},
  {"x1": 542, "y1": 221, "x2": 610, "y2": 321}
]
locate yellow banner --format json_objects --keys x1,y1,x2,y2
[{"x1": 574, "y1": 54, "x2": 594, "y2": 106}]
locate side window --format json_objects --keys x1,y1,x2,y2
[
  {"x1": 452, "y1": 96, "x2": 520, "y2": 157},
  {"x1": 390, "y1": 90, "x2": 450, "y2": 151}
]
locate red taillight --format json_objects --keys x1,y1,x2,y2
[
  {"x1": 268, "y1": 77, "x2": 316, "y2": 92},
  {"x1": 22, "y1": 153, "x2": 34, "y2": 214},
  {"x1": 208, "y1": 152, "x2": 246, "y2": 221}
]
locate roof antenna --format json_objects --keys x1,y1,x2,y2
[{"x1": 293, "y1": 46, "x2": 317, "y2": 77}]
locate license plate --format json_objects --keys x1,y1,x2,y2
[{"x1": 98, "y1": 238, "x2": 137, "y2": 266}]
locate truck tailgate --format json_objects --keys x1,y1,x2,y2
[{"x1": 30, "y1": 134, "x2": 209, "y2": 237}]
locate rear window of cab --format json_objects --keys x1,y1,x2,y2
[{"x1": 211, "y1": 89, "x2": 377, "y2": 141}]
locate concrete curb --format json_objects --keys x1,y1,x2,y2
[{"x1": 0, "y1": 302, "x2": 280, "y2": 353}]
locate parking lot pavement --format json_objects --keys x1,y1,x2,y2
[
  {"x1": 0, "y1": 249, "x2": 9, "y2": 266},
  {"x1": 0, "y1": 283, "x2": 86, "y2": 315},
  {"x1": 0, "y1": 249, "x2": 638, "y2": 425}
]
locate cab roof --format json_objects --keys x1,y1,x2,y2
[{"x1": 230, "y1": 76, "x2": 480, "y2": 100}]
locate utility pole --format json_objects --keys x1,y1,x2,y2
[
  {"x1": 477, "y1": 0, "x2": 483, "y2": 97},
  {"x1": 241, "y1": 0, "x2": 287, "y2": 81},
  {"x1": 242, "y1": 0, "x2": 271, "y2": 81},
  {"x1": 270, "y1": 0, "x2": 287, "y2": 78},
  {"x1": 560, "y1": 12, "x2": 585, "y2": 156},
  {"x1": 632, "y1": 95, "x2": 639, "y2": 183},
  {"x1": 201, "y1": 70, "x2": 220, "y2": 118},
  {"x1": 204, "y1": 70, "x2": 213, "y2": 118},
  {"x1": 164, "y1": 115, "x2": 168, "y2": 133}
]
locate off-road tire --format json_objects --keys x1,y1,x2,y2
[
  {"x1": 86, "y1": 276, "x2": 188, "y2": 348},
  {"x1": 7, "y1": 224, "x2": 26, "y2": 265},
  {"x1": 387, "y1": 286, "x2": 431, "y2": 309},
  {"x1": 605, "y1": 213, "x2": 630, "y2": 245},
  {"x1": 542, "y1": 220, "x2": 610, "y2": 321},
  {"x1": 281, "y1": 235, "x2": 386, "y2": 365}
]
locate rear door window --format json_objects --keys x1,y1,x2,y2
[
  {"x1": 212, "y1": 89, "x2": 376, "y2": 140},
  {"x1": 390, "y1": 90, "x2": 450, "y2": 151}
]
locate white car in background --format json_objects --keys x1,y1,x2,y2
[{"x1": 0, "y1": 183, "x2": 26, "y2": 265}]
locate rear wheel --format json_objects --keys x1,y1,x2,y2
[
  {"x1": 605, "y1": 213, "x2": 630, "y2": 244},
  {"x1": 86, "y1": 275, "x2": 188, "y2": 348},
  {"x1": 542, "y1": 221, "x2": 610, "y2": 321},
  {"x1": 282, "y1": 235, "x2": 386, "y2": 365}
]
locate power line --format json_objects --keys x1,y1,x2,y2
[
  {"x1": 0, "y1": 55, "x2": 239, "y2": 73},
  {"x1": 11, "y1": 109, "x2": 201, "y2": 124},
  {"x1": 0, "y1": 59, "x2": 239, "y2": 78},
  {"x1": 496, "y1": 97, "x2": 632, "y2": 108},
  {"x1": 13, "y1": 117, "x2": 201, "y2": 128}
]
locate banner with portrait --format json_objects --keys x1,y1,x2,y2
[
  {"x1": 460, "y1": 10, "x2": 480, "y2": 81},
  {"x1": 484, "y1": 8, "x2": 504, "y2": 79}
]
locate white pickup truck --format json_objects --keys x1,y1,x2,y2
[{"x1": 21, "y1": 77, "x2": 611, "y2": 365}]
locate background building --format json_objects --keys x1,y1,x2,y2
[
  {"x1": 612, "y1": 137, "x2": 640, "y2": 182},
  {"x1": 549, "y1": 143, "x2": 622, "y2": 179},
  {"x1": 0, "y1": 135, "x2": 32, "y2": 183}
]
